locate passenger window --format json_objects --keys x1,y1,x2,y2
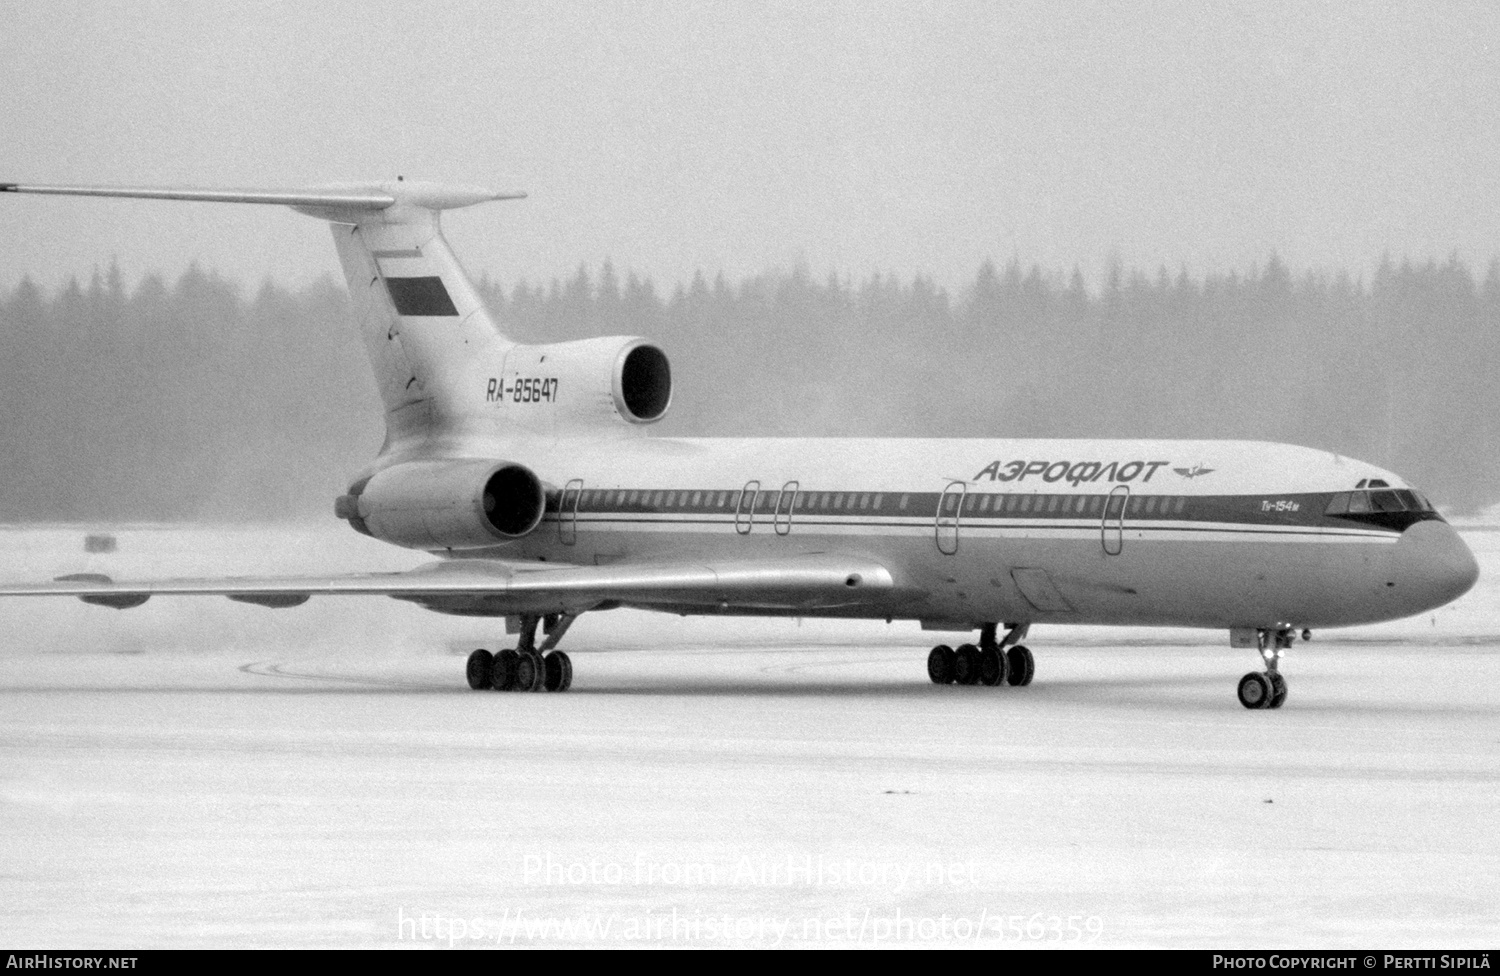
[
  {"x1": 1127, "y1": 496, "x2": 1143, "y2": 515},
  {"x1": 1144, "y1": 496, "x2": 1158, "y2": 515},
  {"x1": 1019, "y1": 495, "x2": 1032, "y2": 513},
  {"x1": 873, "y1": 493, "x2": 884, "y2": 510},
  {"x1": 1173, "y1": 496, "x2": 1186, "y2": 515},
  {"x1": 860, "y1": 494, "x2": 871, "y2": 510},
  {"x1": 691, "y1": 491, "x2": 701, "y2": 506}
]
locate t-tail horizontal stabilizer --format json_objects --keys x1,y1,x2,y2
[{"x1": 0, "y1": 181, "x2": 525, "y2": 219}]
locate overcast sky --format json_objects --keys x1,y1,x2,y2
[{"x1": 2, "y1": 0, "x2": 1496, "y2": 294}]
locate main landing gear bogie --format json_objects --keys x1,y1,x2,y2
[
  {"x1": 465, "y1": 613, "x2": 578, "y2": 693},
  {"x1": 928, "y1": 623, "x2": 1035, "y2": 690},
  {"x1": 468, "y1": 647, "x2": 572, "y2": 693}
]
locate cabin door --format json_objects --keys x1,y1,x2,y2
[
  {"x1": 1102, "y1": 485, "x2": 1129, "y2": 555},
  {"x1": 559, "y1": 478, "x2": 583, "y2": 546},
  {"x1": 936, "y1": 481, "x2": 966, "y2": 555},
  {"x1": 735, "y1": 480, "x2": 761, "y2": 535},
  {"x1": 774, "y1": 481, "x2": 799, "y2": 536}
]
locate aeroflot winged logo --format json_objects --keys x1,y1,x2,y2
[
  {"x1": 1173, "y1": 464, "x2": 1216, "y2": 480},
  {"x1": 973, "y1": 459, "x2": 1172, "y2": 486}
]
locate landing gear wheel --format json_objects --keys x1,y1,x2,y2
[
  {"x1": 1006, "y1": 645, "x2": 1035, "y2": 686},
  {"x1": 977, "y1": 646, "x2": 1006, "y2": 686},
  {"x1": 515, "y1": 650, "x2": 546, "y2": 692},
  {"x1": 543, "y1": 651, "x2": 573, "y2": 692},
  {"x1": 1267, "y1": 671, "x2": 1288, "y2": 709},
  {"x1": 491, "y1": 649, "x2": 519, "y2": 691},
  {"x1": 953, "y1": 644, "x2": 981, "y2": 685},
  {"x1": 1238, "y1": 671, "x2": 1272, "y2": 709},
  {"x1": 927, "y1": 645, "x2": 956, "y2": 684},
  {"x1": 466, "y1": 649, "x2": 493, "y2": 690}
]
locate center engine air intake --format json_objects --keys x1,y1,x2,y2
[
  {"x1": 616, "y1": 342, "x2": 672, "y2": 423},
  {"x1": 336, "y1": 460, "x2": 546, "y2": 550}
]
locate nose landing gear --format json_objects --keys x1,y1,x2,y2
[{"x1": 1238, "y1": 627, "x2": 1295, "y2": 709}]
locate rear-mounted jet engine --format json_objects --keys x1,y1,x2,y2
[{"x1": 335, "y1": 460, "x2": 546, "y2": 550}]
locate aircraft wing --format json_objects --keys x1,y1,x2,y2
[{"x1": 0, "y1": 554, "x2": 911, "y2": 616}]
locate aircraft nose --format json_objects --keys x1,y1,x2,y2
[{"x1": 1390, "y1": 520, "x2": 1480, "y2": 612}]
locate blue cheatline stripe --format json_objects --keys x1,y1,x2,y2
[
  {"x1": 544, "y1": 487, "x2": 1427, "y2": 534},
  {"x1": 540, "y1": 514, "x2": 1395, "y2": 542}
]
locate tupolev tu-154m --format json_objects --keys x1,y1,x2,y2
[{"x1": 0, "y1": 180, "x2": 1479, "y2": 708}]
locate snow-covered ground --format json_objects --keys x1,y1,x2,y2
[{"x1": 0, "y1": 523, "x2": 1497, "y2": 947}]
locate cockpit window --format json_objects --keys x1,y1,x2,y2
[{"x1": 1326, "y1": 486, "x2": 1443, "y2": 525}]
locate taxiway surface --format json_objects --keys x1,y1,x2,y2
[{"x1": 1, "y1": 525, "x2": 1497, "y2": 947}]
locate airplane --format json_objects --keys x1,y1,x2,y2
[{"x1": 0, "y1": 179, "x2": 1480, "y2": 709}]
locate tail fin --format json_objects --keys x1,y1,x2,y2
[{"x1": 1, "y1": 179, "x2": 526, "y2": 451}]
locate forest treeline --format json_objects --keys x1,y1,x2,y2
[{"x1": 2, "y1": 253, "x2": 1498, "y2": 522}]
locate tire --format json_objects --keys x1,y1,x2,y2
[
  {"x1": 1268, "y1": 672, "x2": 1288, "y2": 709},
  {"x1": 926, "y1": 644, "x2": 956, "y2": 684},
  {"x1": 953, "y1": 644, "x2": 981, "y2": 685},
  {"x1": 977, "y1": 646, "x2": 1006, "y2": 686},
  {"x1": 1238, "y1": 671, "x2": 1272, "y2": 709},
  {"x1": 465, "y1": 649, "x2": 494, "y2": 690},
  {"x1": 544, "y1": 651, "x2": 573, "y2": 692},
  {"x1": 491, "y1": 649, "x2": 520, "y2": 691},
  {"x1": 515, "y1": 651, "x2": 545, "y2": 692},
  {"x1": 1006, "y1": 645, "x2": 1035, "y2": 686}
]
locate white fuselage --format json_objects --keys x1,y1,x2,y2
[{"x1": 395, "y1": 434, "x2": 1479, "y2": 631}]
